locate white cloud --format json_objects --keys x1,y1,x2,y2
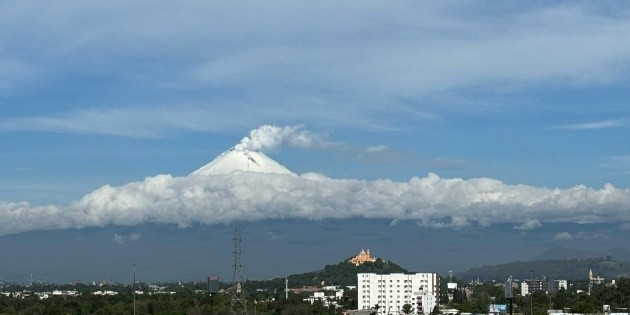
[
  {"x1": 554, "y1": 232, "x2": 573, "y2": 240},
  {"x1": 514, "y1": 219, "x2": 542, "y2": 230},
  {"x1": 113, "y1": 232, "x2": 142, "y2": 244},
  {"x1": 418, "y1": 216, "x2": 470, "y2": 229},
  {"x1": 0, "y1": 105, "x2": 263, "y2": 138},
  {"x1": 128, "y1": 233, "x2": 142, "y2": 241},
  {"x1": 554, "y1": 119, "x2": 627, "y2": 130},
  {"x1": 265, "y1": 231, "x2": 285, "y2": 241},
  {"x1": 366, "y1": 145, "x2": 388, "y2": 153},
  {"x1": 113, "y1": 233, "x2": 125, "y2": 244},
  {"x1": 234, "y1": 125, "x2": 334, "y2": 152},
  {"x1": 1, "y1": 172, "x2": 629, "y2": 236}
]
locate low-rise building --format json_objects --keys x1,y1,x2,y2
[{"x1": 304, "y1": 288, "x2": 345, "y2": 308}]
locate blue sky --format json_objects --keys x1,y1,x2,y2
[{"x1": 1, "y1": 1, "x2": 630, "y2": 282}]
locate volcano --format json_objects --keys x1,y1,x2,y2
[{"x1": 189, "y1": 148, "x2": 296, "y2": 176}]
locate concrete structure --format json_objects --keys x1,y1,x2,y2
[
  {"x1": 588, "y1": 268, "x2": 605, "y2": 295},
  {"x1": 446, "y1": 283, "x2": 457, "y2": 302},
  {"x1": 304, "y1": 289, "x2": 345, "y2": 308},
  {"x1": 350, "y1": 249, "x2": 377, "y2": 266},
  {"x1": 521, "y1": 278, "x2": 548, "y2": 295},
  {"x1": 548, "y1": 280, "x2": 568, "y2": 293},
  {"x1": 358, "y1": 272, "x2": 438, "y2": 315},
  {"x1": 589, "y1": 268, "x2": 604, "y2": 285}
]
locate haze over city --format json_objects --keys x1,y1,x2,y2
[{"x1": 1, "y1": 1, "x2": 629, "y2": 283}]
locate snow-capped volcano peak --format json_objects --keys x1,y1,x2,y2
[{"x1": 189, "y1": 148, "x2": 296, "y2": 176}]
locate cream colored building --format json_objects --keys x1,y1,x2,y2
[{"x1": 349, "y1": 249, "x2": 377, "y2": 266}]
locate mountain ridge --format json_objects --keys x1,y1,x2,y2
[{"x1": 535, "y1": 246, "x2": 630, "y2": 261}]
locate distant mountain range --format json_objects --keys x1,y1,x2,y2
[
  {"x1": 453, "y1": 246, "x2": 630, "y2": 282},
  {"x1": 534, "y1": 246, "x2": 630, "y2": 261},
  {"x1": 247, "y1": 247, "x2": 630, "y2": 289}
]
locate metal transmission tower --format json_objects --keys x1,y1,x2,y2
[{"x1": 230, "y1": 227, "x2": 246, "y2": 315}]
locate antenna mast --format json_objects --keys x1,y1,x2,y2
[{"x1": 230, "y1": 227, "x2": 246, "y2": 314}]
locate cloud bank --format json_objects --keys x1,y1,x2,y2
[{"x1": 1, "y1": 171, "x2": 629, "y2": 236}]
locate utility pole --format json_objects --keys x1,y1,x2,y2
[
  {"x1": 230, "y1": 227, "x2": 246, "y2": 314},
  {"x1": 505, "y1": 276, "x2": 513, "y2": 315},
  {"x1": 133, "y1": 264, "x2": 136, "y2": 315},
  {"x1": 530, "y1": 270, "x2": 533, "y2": 315}
]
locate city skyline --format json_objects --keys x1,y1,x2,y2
[{"x1": 1, "y1": 1, "x2": 629, "y2": 282}]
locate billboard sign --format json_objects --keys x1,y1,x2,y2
[
  {"x1": 490, "y1": 304, "x2": 507, "y2": 313},
  {"x1": 208, "y1": 276, "x2": 220, "y2": 294}
]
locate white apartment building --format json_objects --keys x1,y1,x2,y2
[{"x1": 358, "y1": 273, "x2": 438, "y2": 315}]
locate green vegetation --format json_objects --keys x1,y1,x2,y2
[
  {"x1": 0, "y1": 282, "x2": 356, "y2": 314},
  {"x1": 444, "y1": 276, "x2": 630, "y2": 315},
  {"x1": 248, "y1": 258, "x2": 408, "y2": 290},
  {"x1": 7, "y1": 256, "x2": 629, "y2": 314},
  {"x1": 0, "y1": 257, "x2": 404, "y2": 314}
]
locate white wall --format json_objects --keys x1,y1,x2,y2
[{"x1": 358, "y1": 273, "x2": 438, "y2": 315}]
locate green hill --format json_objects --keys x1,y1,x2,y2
[{"x1": 247, "y1": 257, "x2": 408, "y2": 290}]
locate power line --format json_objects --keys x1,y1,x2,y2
[{"x1": 230, "y1": 227, "x2": 246, "y2": 315}]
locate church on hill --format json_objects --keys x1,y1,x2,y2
[{"x1": 349, "y1": 249, "x2": 377, "y2": 266}]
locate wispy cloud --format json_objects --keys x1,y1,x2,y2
[
  {"x1": 113, "y1": 232, "x2": 142, "y2": 244},
  {"x1": 426, "y1": 158, "x2": 473, "y2": 170},
  {"x1": 514, "y1": 219, "x2": 542, "y2": 230},
  {"x1": 554, "y1": 119, "x2": 627, "y2": 130},
  {"x1": 0, "y1": 105, "x2": 268, "y2": 138},
  {"x1": 366, "y1": 145, "x2": 389, "y2": 153},
  {"x1": 2, "y1": 2, "x2": 630, "y2": 135}
]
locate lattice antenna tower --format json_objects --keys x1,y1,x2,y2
[{"x1": 230, "y1": 227, "x2": 246, "y2": 314}]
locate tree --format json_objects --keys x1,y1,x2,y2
[
  {"x1": 551, "y1": 287, "x2": 571, "y2": 310},
  {"x1": 572, "y1": 293, "x2": 594, "y2": 314},
  {"x1": 452, "y1": 289, "x2": 466, "y2": 304},
  {"x1": 593, "y1": 284, "x2": 617, "y2": 309},
  {"x1": 370, "y1": 303, "x2": 380, "y2": 315},
  {"x1": 313, "y1": 299, "x2": 327, "y2": 315},
  {"x1": 618, "y1": 277, "x2": 630, "y2": 308},
  {"x1": 402, "y1": 303, "x2": 413, "y2": 314}
]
